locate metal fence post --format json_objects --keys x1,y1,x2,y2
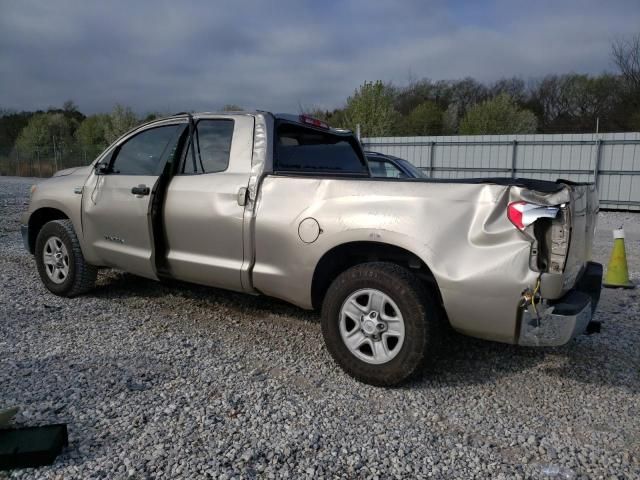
[
  {"x1": 510, "y1": 140, "x2": 518, "y2": 178},
  {"x1": 594, "y1": 139, "x2": 603, "y2": 190},
  {"x1": 428, "y1": 141, "x2": 436, "y2": 178}
]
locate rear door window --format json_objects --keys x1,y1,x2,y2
[
  {"x1": 182, "y1": 119, "x2": 234, "y2": 174},
  {"x1": 275, "y1": 122, "x2": 368, "y2": 175}
]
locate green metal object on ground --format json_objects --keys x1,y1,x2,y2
[{"x1": 0, "y1": 424, "x2": 68, "y2": 470}]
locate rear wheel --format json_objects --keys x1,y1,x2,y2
[
  {"x1": 321, "y1": 262, "x2": 442, "y2": 386},
  {"x1": 35, "y1": 220, "x2": 97, "y2": 297}
]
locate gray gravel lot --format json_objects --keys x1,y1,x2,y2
[{"x1": 1, "y1": 175, "x2": 639, "y2": 479}]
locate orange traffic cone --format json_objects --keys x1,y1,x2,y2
[{"x1": 603, "y1": 228, "x2": 634, "y2": 288}]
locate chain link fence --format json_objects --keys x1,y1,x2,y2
[{"x1": 0, "y1": 144, "x2": 105, "y2": 178}]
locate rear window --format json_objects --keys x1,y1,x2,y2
[{"x1": 275, "y1": 122, "x2": 368, "y2": 175}]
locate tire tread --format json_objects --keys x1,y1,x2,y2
[
  {"x1": 35, "y1": 219, "x2": 97, "y2": 297},
  {"x1": 321, "y1": 262, "x2": 442, "y2": 386}
]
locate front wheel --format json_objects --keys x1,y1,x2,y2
[
  {"x1": 35, "y1": 219, "x2": 97, "y2": 297},
  {"x1": 321, "y1": 262, "x2": 442, "y2": 386}
]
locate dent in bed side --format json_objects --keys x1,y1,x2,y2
[{"x1": 252, "y1": 176, "x2": 558, "y2": 344}]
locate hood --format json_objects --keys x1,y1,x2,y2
[{"x1": 52, "y1": 166, "x2": 91, "y2": 177}]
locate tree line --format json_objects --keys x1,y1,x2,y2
[
  {"x1": 309, "y1": 34, "x2": 640, "y2": 138},
  {"x1": 1, "y1": 34, "x2": 639, "y2": 161},
  {"x1": 0, "y1": 102, "x2": 159, "y2": 160}
]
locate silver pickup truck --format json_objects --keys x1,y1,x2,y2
[{"x1": 22, "y1": 112, "x2": 602, "y2": 385}]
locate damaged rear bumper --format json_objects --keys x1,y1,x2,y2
[{"x1": 518, "y1": 262, "x2": 602, "y2": 347}]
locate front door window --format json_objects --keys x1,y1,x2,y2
[{"x1": 111, "y1": 125, "x2": 183, "y2": 175}]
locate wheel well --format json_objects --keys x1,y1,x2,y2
[
  {"x1": 311, "y1": 241, "x2": 443, "y2": 310},
  {"x1": 27, "y1": 208, "x2": 69, "y2": 253}
]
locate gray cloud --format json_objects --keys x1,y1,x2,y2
[{"x1": 0, "y1": 0, "x2": 638, "y2": 114}]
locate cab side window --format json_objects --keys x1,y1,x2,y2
[
  {"x1": 182, "y1": 119, "x2": 234, "y2": 174},
  {"x1": 368, "y1": 158, "x2": 407, "y2": 178},
  {"x1": 384, "y1": 161, "x2": 407, "y2": 178},
  {"x1": 368, "y1": 159, "x2": 387, "y2": 177},
  {"x1": 111, "y1": 125, "x2": 183, "y2": 175}
]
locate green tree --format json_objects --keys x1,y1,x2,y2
[
  {"x1": 459, "y1": 94, "x2": 537, "y2": 135},
  {"x1": 402, "y1": 101, "x2": 443, "y2": 135},
  {"x1": 442, "y1": 102, "x2": 461, "y2": 134},
  {"x1": 629, "y1": 110, "x2": 640, "y2": 130},
  {"x1": 104, "y1": 104, "x2": 138, "y2": 144},
  {"x1": 343, "y1": 80, "x2": 398, "y2": 137},
  {"x1": 15, "y1": 112, "x2": 75, "y2": 156},
  {"x1": 0, "y1": 111, "x2": 34, "y2": 147},
  {"x1": 299, "y1": 106, "x2": 350, "y2": 129},
  {"x1": 75, "y1": 114, "x2": 110, "y2": 149},
  {"x1": 142, "y1": 112, "x2": 166, "y2": 122},
  {"x1": 15, "y1": 114, "x2": 50, "y2": 155},
  {"x1": 327, "y1": 108, "x2": 348, "y2": 129},
  {"x1": 394, "y1": 78, "x2": 437, "y2": 116},
  {"x1": 489, "y1": 77, "x2": 527, "y2": 104},
  {"x1": 43, "y1": 100, "x2": 84, "y2": 131}
]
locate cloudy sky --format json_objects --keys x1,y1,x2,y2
[{"x1": 1, "y1": 0, "x2": 638, "y2": 115}]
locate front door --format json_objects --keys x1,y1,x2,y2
[{"x1": 82, "y1": 123, "x2": 185, "y2": 279}]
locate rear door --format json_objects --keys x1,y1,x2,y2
[
  {"x1": 162, "y1": 115, "x2": 254, "y2": 291},
  {"x1": 82, "y1": 122, "x2": 185, "y2": 279}
]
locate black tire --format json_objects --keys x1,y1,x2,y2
[
  {"x1": 321, "y1": 262, "x2": 442, "y2": 386},
  {"x1": 35, "y1": 219, "x2": 97, "y2": 297}
]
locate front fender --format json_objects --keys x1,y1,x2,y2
[{"x1": 24, "y1": 172, "x2": 90, "y2": 254}]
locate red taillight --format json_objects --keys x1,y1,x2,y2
[
  {"x1": 299, "y1": 115, "x2": 330, "y2": 129},
  {"x1": 507, "y1": 201, "x2": 527, "y2": 230},
  {"x1": 507, "y1": 201, "x2": 560, "y2": 230}
]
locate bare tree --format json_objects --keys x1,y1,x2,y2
[
  {"x1": 62, "y1": 100, "x2": 78, "y2": 113},
  {"x1": 612, "y1": 34, "x2": 640, "y2": 90}
]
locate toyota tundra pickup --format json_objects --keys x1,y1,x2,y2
[{"x1": 21, "y1": 112, "x2": 602, "y2": 385}]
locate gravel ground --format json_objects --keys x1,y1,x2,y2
[{"x1": 1, "y1": 176, "x2": 639, "y2": 479}]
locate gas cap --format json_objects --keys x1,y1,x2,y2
[{"x1": 298, "y1": 217, "x2": 321, "y2": 243}]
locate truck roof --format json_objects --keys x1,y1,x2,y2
[{"x1": 152, "y1": 111, "x2": 353, "y2": 136}]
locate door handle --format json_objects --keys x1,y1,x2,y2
[{"x1": 131, "y1": 185, "x2": 150, "y2": 196}]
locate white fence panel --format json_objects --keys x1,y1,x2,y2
[{"x1": 363, "y1": 132, "x2": 640, "y2": 210}]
